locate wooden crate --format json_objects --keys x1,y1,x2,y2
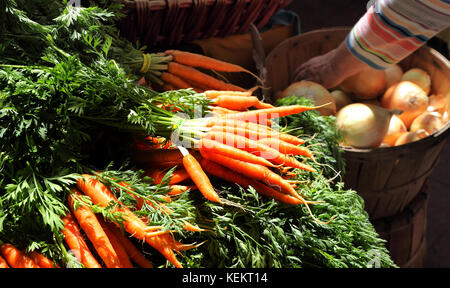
[
  {"x1": 117, "y1": 0, "x2": 292, "y2": 48},
  {"x1": 263, "y1": 27, "x2": 450, "y2": 219}
]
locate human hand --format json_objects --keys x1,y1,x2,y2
[{"x1": 293, "y1": 41, "x2": 369, "y2": 89}]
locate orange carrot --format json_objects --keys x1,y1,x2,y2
[
  {"x1": 198, "y1": 137, "x2": 275, "y2": 167},
  {"x1": 0, "y1": 256, "x2": 9, "y2": 268},
  {"x1": 162, "y1": 83, "x2": 175, "y2": 91},
  {"x1": 258, "y1": 138, "x2": 315, "y2": 160},
  {"x1": 161, "y1": 72, "x2": 192, "y2": 89},
  {"x1": 200, "y1": 158, "x2": 252, "y2": 188},
  {"x1": 61, "y1": 212, "x2": 102, "y2": 268},
  {"x1": 210, "y1": 106, "x2": 241, "y2": 116},
  {"x1": 106, "y1": 223, "x2": 153, "y2": 268},
  {"x1": 0, "y1": 243, "x2": 40, "y2": 268},
  {"x1": 132, "y1": 149, "x2": 201, "y2": 168},
  {"x1": 167, "y1": 185, "x2": 196, "y2": 196},
  {"x1": 200, "y1": 150, "x2": 299, "y2": 198},
  {"x1": 28, "y1": 251, "x2": 59, "y2": 268},
  {"x1": 97, "y1": 218, "x2": 134, "y2": 268},
  {"x1": 168, "y1": 62, "x2": 246, "y2": 92},
  {"x1": 143, "y1": 168, "x2": 191, "y2": 185},
  {"x1": 212, "y1": 95, "x2": 271, "y2": 111},
  {"x1": 204, "y1": 90, "x2": 253, "y2": 99},
  {"x1": 181, "y1": 152, "x2": 221, "y2": 203},
  {"x1": 223, "y1": 104, "x2": 329, "y2": 122},
  {"x1": 248, "y1": 180, "x2": 304, "y2": 205},
  {"x1": 165, "y1": 50, "x2": 249, "y2": 73},
  {"x1": 76, "y1": 174, "x2": 186, "y2": 268},
  {"x1": 205, "y1": 131, "x2": 317, "y2": 172},
  {"x1": 68, "y1": 187, "x2": 124, "y2": 268}
]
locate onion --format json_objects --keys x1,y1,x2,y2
[
  {"x1": 401, "y1": 68, "x2": 431, "y2": 95},
  {"x1": 382, "y1": 114, "x2": 407, "y2": 146},
  {"x1": 340, "y1": 67, "x2": 387, "y2": 100},
  {"x1": 427, "y1": 94, "x2": 448, "y2": 114},
  {"x1": 394, "y1": 129, "x2": 429, "y2": 146},
  {"x1": 280, "y1": 81, "x2": 337, "y2": 116},
  {"x1": 410, "y1": 111, "x2": 444, "y2": 134},
  {"x1": 336, "y1": 103, "x2": 398, "y2": 148},
  {"x1": 384, "y1": 64, "x2": 404, "y2": 88},
  {"x1": 330, "y1": 89, "x2": 352, "y2": 111},
  {"x1": 381, "y1": 81, "x2": 429, "y2": 129},
  {"x1": 361, "y1": 99, "x2": 382, "y2": 106}
]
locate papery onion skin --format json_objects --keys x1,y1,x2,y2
[
  {"x1": 394, "y1": 130, "x2": 429, "y2": 146},
  {"x1": 340, "y1": 67, "x2": 387, "y2": 100},
  {"x1": 382, "y1": 114, "x2": 407, "y2": 147},
  {"x1": 410, "y1": 111, "x2": 444, "y2": 135},
  {"x1": 401, "y1": 68, "x2": 431, "y2": 95},
  {"x1": 381, "y1": 81, "x2": 429, "y2": 129},
  {"x1": 336, "y1": 103, "x2": 394, "y2": 148},
  {"x1": 280, "y1": 81, "x2": 337, "y2": 116},
  {"x1": 385, "y1": 64, "x2": 404, "y2": 89}
]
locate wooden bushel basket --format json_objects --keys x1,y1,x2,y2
[
  {"x1": 117, "y1": 0, "x2": 292, "y2": 48},
  {"x1": 264, "y1": 27, "x2": 450, "y2": 220},
  {"x1": 371, "y1": 186, "x2": 429, "y2": 268}
]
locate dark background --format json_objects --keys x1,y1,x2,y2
[{"x1": 285, "y1": 0, "x2": 450, "y2": 268}]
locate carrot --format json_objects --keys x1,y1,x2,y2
[
  {"x1": 106, "y1": 223, "x2": 153, "y2": 268},
  {"x1": 76, "y1": 174, "x2": 186, "y2": 268},
  {"x1": 0, "y1": 243, "x2": 40, "y2": 268},
  {"x1": 222, "y1": 104, "x2": 329, "y2": 122},
  {"x1": 210, "y1": 106, "x2": 241, "y2": 116},
  {"x1": 205, "y1": 131, "x2": 317, "y2": 172},
  {"x1": 248, "y1": 180, "x2": 304, "y2": 205},
  {"x1": 162, "y1": 83, "x2": 175, "y2": 91},
  {"x1": 182, "y1": 221, "x2": 205, "y2": 232},
  {"x1": 181, "y1": 151, "x2": 221, "y2": 203},
  {"x1": 200, "y1": 158, "x2": 252, "y2": 188},
  {"x1": 200, "y1": 150, "x2": 299, "y2": 198},
  {"x1": 167, "y1": 185, "x2": 196, "y2": 196},
  {"x1": 165, "y1": 49, "x2": 249, "y2": 73},
  {"x1": 28, "y1": 251, "x2": 59, "y2": 268},
  {"x1": 168, "y1": 62, "x2": 246, "y2": 92},
  {"x1": 0, "y1": 256, "x2": 9, "y2": 268},
  {"x1": 161, "y1": 72, "x2": 192, "y2": 89},
  {"x1": 198, "y1": 137, "x2": 275, "y2": 167},
  {"x1": 258, "y1": 138, "x2": 315, "y2": 160},
  {"x1": 132, "y1": 149, "x2": 201, "y2": 168},
  {"x1": 68, "y1": 187, "x2": 124, "y2": 268},
  {"x1": 97, "y1": 218, "x2": 134, "y2": 268},
  {"x1": 204, "y1": 90, "x2": 253, "y2": 99},
  {"x1": 143, "y1": 168, "x2": 191, "y2": 185},
  {"x1": 61, "y1": 212, "x2": 102, "y2": 268},
  {"x1": 212, "y1": 95, "x2": 271, "y2": 111}
]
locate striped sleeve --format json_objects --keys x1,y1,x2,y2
[{"x1": 346, "y1": 0, "x2": 450, "y2": 69}]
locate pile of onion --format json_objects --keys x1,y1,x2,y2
[
  {"x1": 280, "y1": 81, "x2": 337, "y2": 116},
  {"x1": 340, "y1": 66, "x2": 387, "y2": 100},
  {"x1": 330, "y1": 89, "x2": 352, "y2": 111},
  {"x1": 410, "y1": 111, "x2": 444, "y2": 135},
  {"x1": 395, "y1": 130, "x2": 429, "y2": 146},
  {"x1": 336, "y1": 103, "x2": 399, "y2": 148},
  {"x1": 381, "y1": 81, "x2": 429, "y2": 129}
]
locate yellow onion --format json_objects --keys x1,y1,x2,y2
[
  {"x1": 331, "y1": 89, "x2": 353, "y2": 111},
  {"x1": 336, "y1": 103, "x2": 399, "y2": 148},
  {"x1": 385, "y1": 64, "x2": 404, "y2": 88},
  {"x1": 401, "y1": 68, "x2": 431, "y2": 95},
  {"x1": 394, "y1": 129, "x2": 429, "y2": 146},
  {"x1": 427, "y1": 94, "x2": 448, "y2": 114},
  {"x1": 382, "y1": 114, "x2": 408, "y2": 146},
  {"x1": 381, "y1": 81, "x2": 429, "y2": 128},
  {"x1": 410, "y1": 111, "x2": 444, "y2": 135},
  {"x1": 340, "y1": 67, "x2": 387, "y2": 100},
  {"x1": 280, "y1": 81, "x2": 337, "y2": 116}
]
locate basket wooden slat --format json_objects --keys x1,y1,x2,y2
[
  {"x1": 118, "y1": 0, "x2": 292, "y2": 48},
  {"x1": 264, "y1": 27, "x2": 450, "y2": 220}
]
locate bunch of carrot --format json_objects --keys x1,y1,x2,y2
[
  {"x1": 131, "y1": 88, "x2": 333, "y2": 225},
  {"x1": 137, "y1": 49, "x2": 255, "y2": 93},
  {"x1": 0, "y1": 243, "x2": 60, "y2": 268}
]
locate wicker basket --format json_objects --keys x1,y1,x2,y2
[
  {"x1": 118, "y1": 0, "x2": 292, "y2": 48},
  {"x1": 263, "y1": 27, "x2": 450, "y2": 220}
]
